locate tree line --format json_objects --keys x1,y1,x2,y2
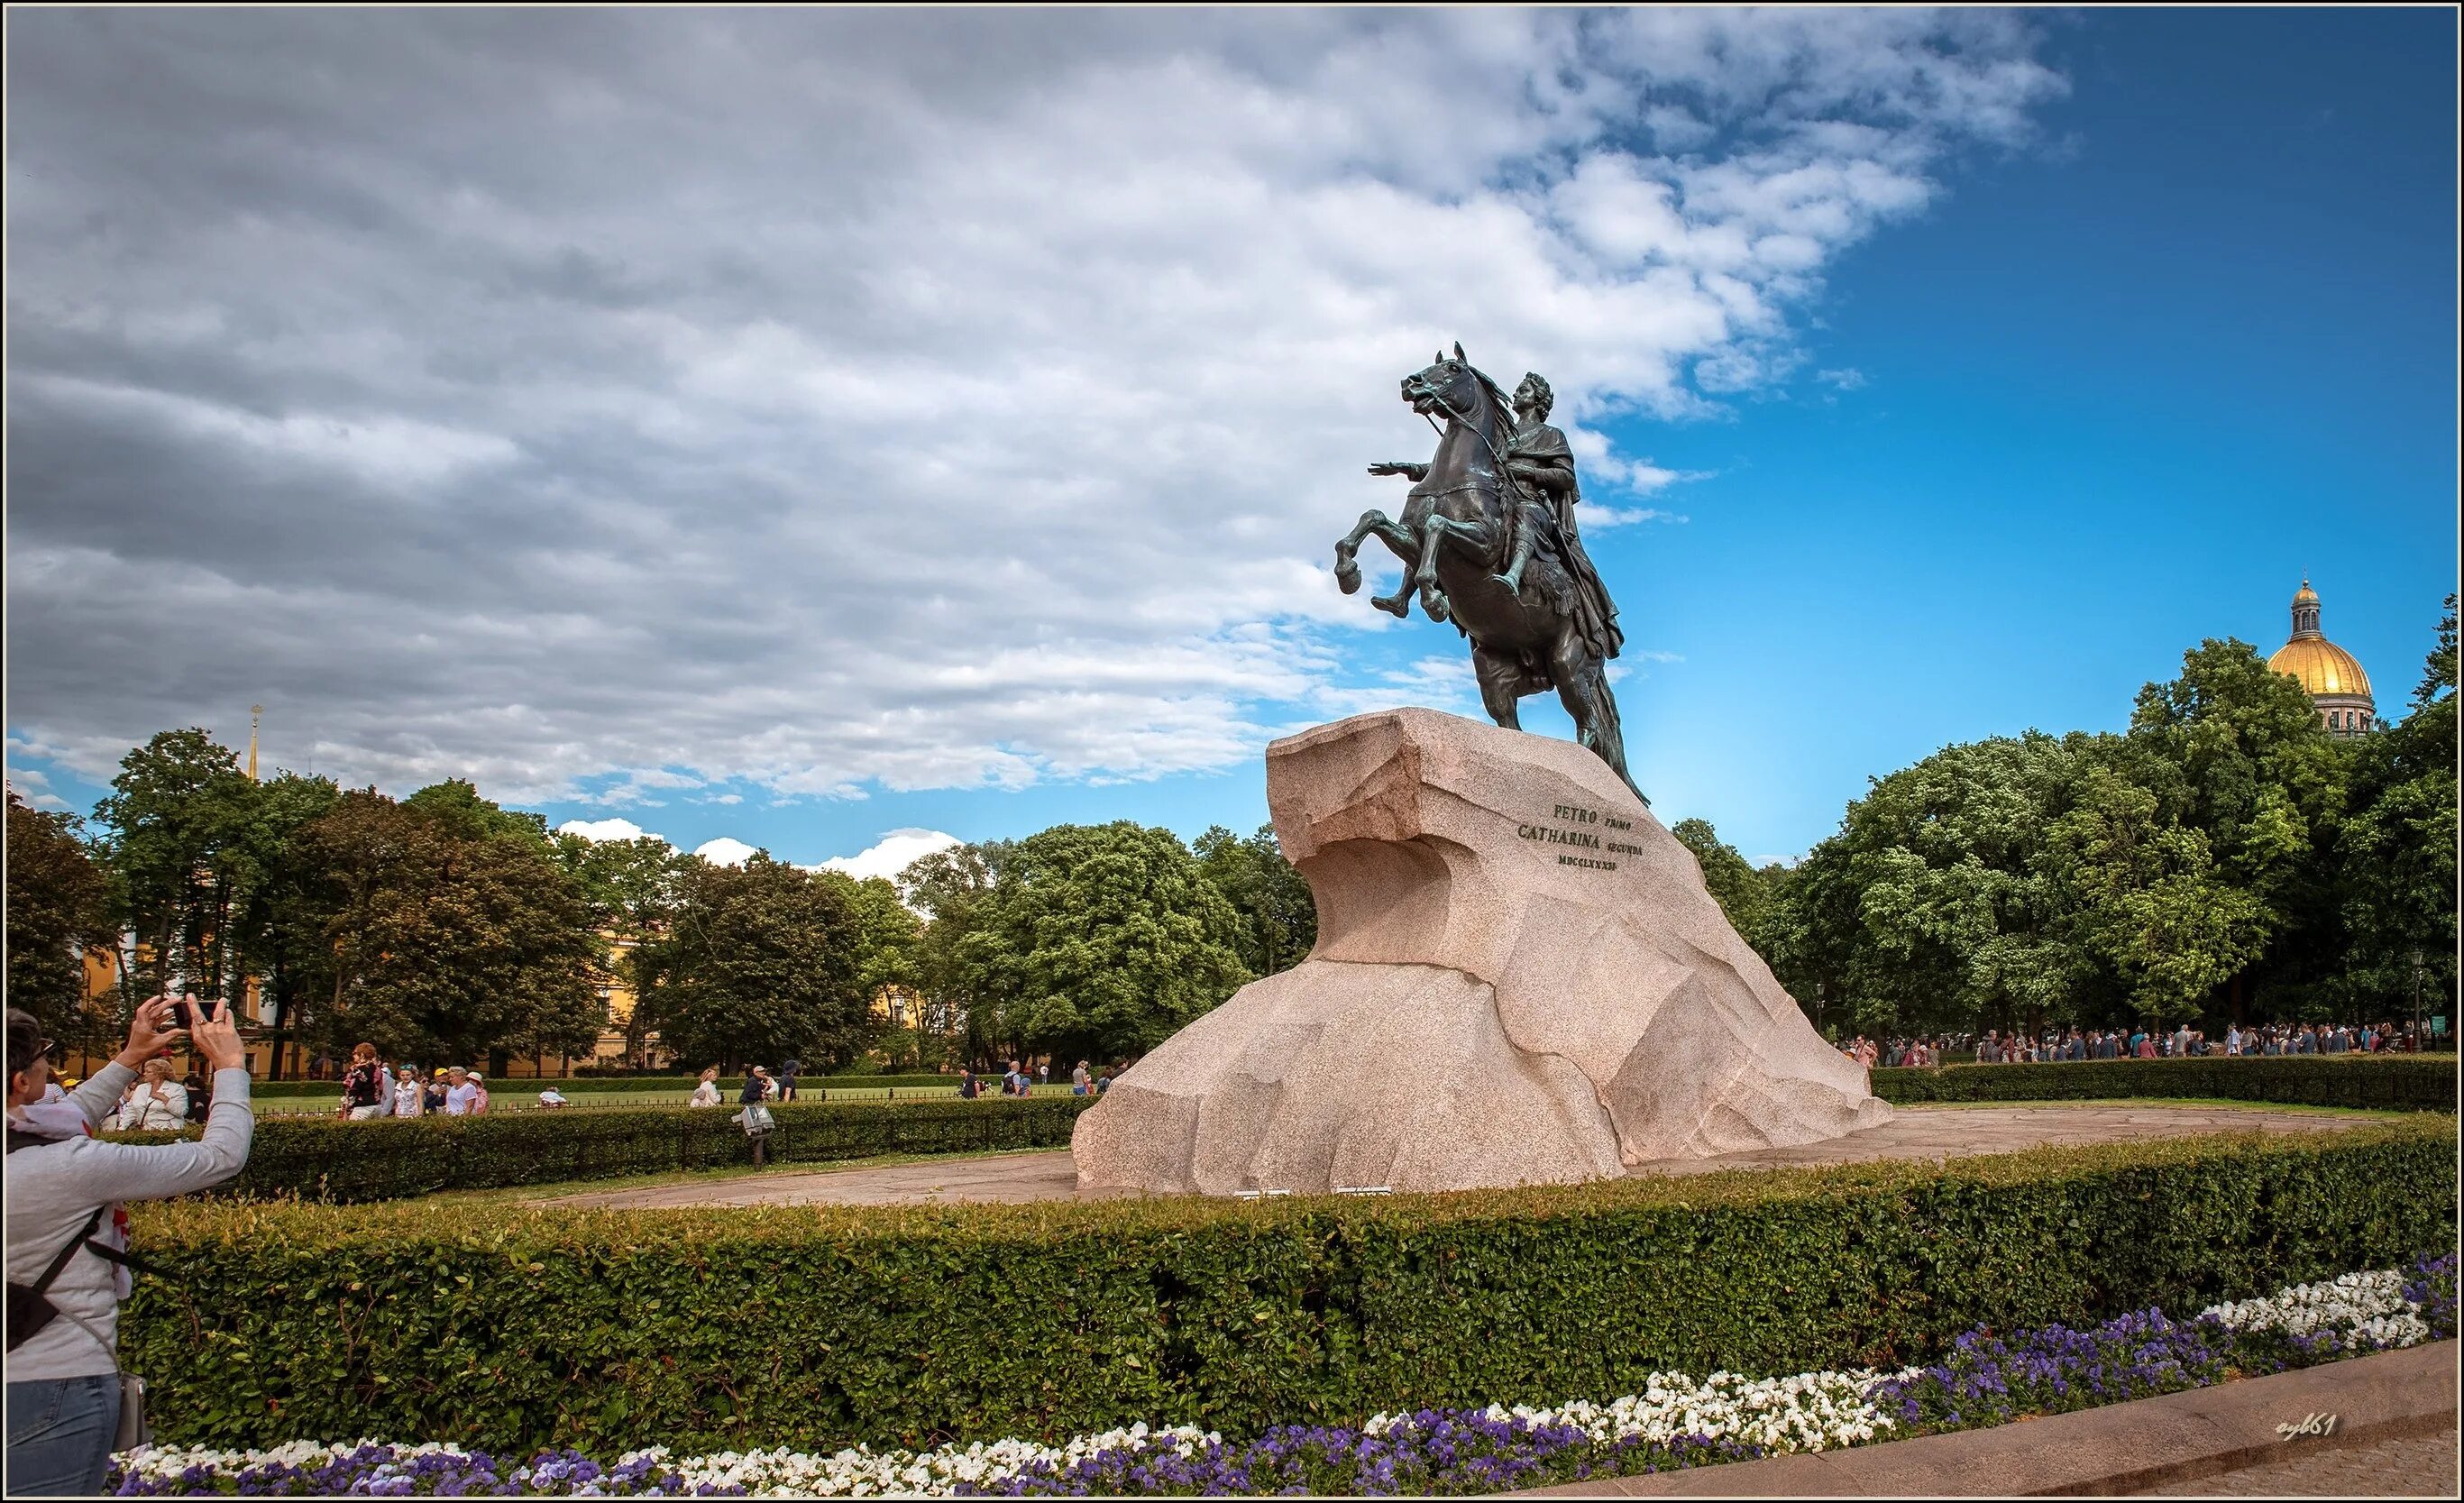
[
  {"x1": 9, "y1": 597, "x2": 2448, "y2": 1070},
  {"x1": 5, "y1": 729, "x2": 1314, "y2": 1075},
  {"x1": 1672, "y1": 596, "x2": 2458, "y2": 1041}
]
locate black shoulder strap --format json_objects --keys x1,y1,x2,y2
[
  {"x1": 82, "y1": 1239, "x2": 167, "y2": 1279},
  {"x1": 28, "y1": 1206, "x2": 108, "y2": 1297}
]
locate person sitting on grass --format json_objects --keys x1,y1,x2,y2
[
  {"x1": 689, "y1": 1067, "x2": 721, "y2": 1108},
  {"x1": 5, "y1": 998, "x2": 254, "y2": 1496}
]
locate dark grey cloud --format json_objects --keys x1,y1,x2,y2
[{"x1": 6, "y1": 8, "x2": 2062, "y2": 800}]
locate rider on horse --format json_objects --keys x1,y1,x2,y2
[{"x1": 1494, "y1": 372, "x2": 1623, "y2": 665}]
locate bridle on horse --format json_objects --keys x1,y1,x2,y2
[{"x1": 1418, "y1": 375, "x2": 1523, "y2": 507}]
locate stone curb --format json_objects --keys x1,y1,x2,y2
[{"x1": 1510, "y1": 1338, "x2": 2459, "y2": 1497}]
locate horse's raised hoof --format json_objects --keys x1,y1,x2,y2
[
  {"x1": 1334, "y1": 556, "x2": 1362, "y2": 594},
  {"x1": 1371, "y1": 591, "x2": 1412, "y2": 619},
  {"x1": 1422, "y1": 589, "x2": 1452, "y2": 625}
]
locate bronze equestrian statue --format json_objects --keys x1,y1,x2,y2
[{"x1": 1333, "y1": 344, "x2": 1644, "y2": 802}]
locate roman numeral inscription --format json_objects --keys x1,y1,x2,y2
[{"x1": 1516, "y1": 802, "x2": 1640, "y2": 871}]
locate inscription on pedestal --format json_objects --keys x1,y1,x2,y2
[{"x1": 1517, "y1": 802, "x2": 1630, "y2": 871}]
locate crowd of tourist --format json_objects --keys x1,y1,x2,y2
[
  {"x1": 326, "y1": 1043, "x2": 499, "y2": 1118},
  {"x1": 1842, "y1": 1020, "x2": 2432, "y2": 1069}
]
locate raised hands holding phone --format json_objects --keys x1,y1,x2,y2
[{"x1": 114, "y1": 994, "x2": 244, "y2": 1074}]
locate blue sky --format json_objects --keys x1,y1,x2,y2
[{"x1": 8, "y1": 8, "x2": 2455, "y2": 875}]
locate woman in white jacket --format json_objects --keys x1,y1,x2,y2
[
  {"x1": 111, "y1": 1059, "x2": 188, "y2": 1132},
  {"x1": 6, "y1": 997, "x2": 253, "y2": 1495}
]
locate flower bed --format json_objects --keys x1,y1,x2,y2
[
  {"x1": 114, "y1": 1120, "x2": 2455, "y2": 1456},
  {"x1": 108, "y1": 1253, "x2": 2458, "y2": 1496}
]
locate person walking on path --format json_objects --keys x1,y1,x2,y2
[
  {"x1": 1071, "y1": 1059, "x2": 1091, "y2": 1096},
  {"x1": 6, "y1": 998, "x2": 255, "y2": 1495},
  {"x1": 777, "y1": 1060, "x2": 800, "y2": 1103},
  {"x1": 390, "y1": 1066, "x2": 424, "y2": 1118},
  {"x1": 737, "y1": 1068, "x2": 774, "y2": 1165},
  {"x1": 443, "y1": 1068, "x2": 478, "y2": 1116}
]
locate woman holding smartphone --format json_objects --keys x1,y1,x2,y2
[{"x1": 5, "y1": 995, "x2": 255, "y2": 1494}]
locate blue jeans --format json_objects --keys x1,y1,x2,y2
[{"x1": 6, "y1": 1373, "x2": 122, "y2": 1495}]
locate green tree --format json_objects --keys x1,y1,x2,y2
[
  {"x1": 94, "y1": 729, "x2": 265, "y2": 1005},
  {"x1": 1669, "y1": 818, "x2": 1772, "y2": 942},
  {"x1": 632, "y1": 853, "x2": 871, "y2": 1071},
  {"x1": 403, "y1": 779, "x2": 552, "y2": 846},
  {"x1": 823, "y1": 870, "x2": 921, "y2": 1002},
  {"x1": 900, "y1": 840, "x2": 1000, "y2": 1058},
  {"x1": 1192, "y1": 823, "x2": 1317, "y2": 977},
  {"x1": 2122, "y1": 638, "x2": 2346, "y2": 1019},
  {"x1": 2335, "y1": 593, "x2": 2459, "y2": 1022},
  {"x1": 955, "y1": 822, "x2": 1250, "y2": 1064},
  {"x1": 5, "y1": 790, "x2": 118, "y2": 1048},
  {"x1": 297, "y1": 789, "x2": 601, "y2": 1067},
  {"x1": 227, "y1": 771, "x2": 343, "y2": 1077},
  {"x1": 1771, "y1": 734, "x2": 2105, "y2": 1040},
  {"x1": 550, "y1": 831, "x2": 697, "y2": 1063},
  {"x1": 2043, "y1": 765, "x2": 2266, "y2": 1022}
]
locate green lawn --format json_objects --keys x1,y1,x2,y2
[
  {"x1": 253, "y1": 1081, "x2": 1083, "y2": 1117},
  {"x1": 1900, "y1": 1096, "x2": 2403, "y2": 1117}
]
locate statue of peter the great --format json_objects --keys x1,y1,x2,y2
[{"x1": 1495, "y1": 372, "x2": 1622, "y2": 664}]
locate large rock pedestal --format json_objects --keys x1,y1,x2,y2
[{"x1": 1070, "y1": 708, "x2": 1887, "y2": 1195}]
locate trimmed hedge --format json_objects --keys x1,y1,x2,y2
[
  {"x1": 243, "y1": 1072, "x2": 977, "y2": 1101},
  {"x1": 117, "y1": 1117, "x2": 2456, "y2": 1455},
  {"x1": 122, "y1": 1096, "x2": 1095, "y2": 1203},
  {"x1": 1873, "y1": 1055, "x2": 2457, "y2": 1112}
]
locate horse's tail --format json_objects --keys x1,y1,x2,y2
[{"x1": 1589, "y1": 669, "x2": 1647, "y2": 807}]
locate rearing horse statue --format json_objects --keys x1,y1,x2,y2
[{"x1": 1333, "y1": 344, "x2": 1644, "y2": 802}]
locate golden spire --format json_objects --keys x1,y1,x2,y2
[{"x1": 247, "y1": 705, "x2": 262, "y2": 781}]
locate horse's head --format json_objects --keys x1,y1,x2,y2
[{"x1": 1400, "y1": 342, "x2": 1494, "y2": 423}]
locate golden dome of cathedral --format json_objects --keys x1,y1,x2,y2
[
  {"x1": 2269, "y1": 636, "x2": 2371, "y2": 699},
  {"x1": 2267, "y1": 578, "x2": 2374, "y2": 734}
]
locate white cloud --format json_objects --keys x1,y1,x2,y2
[
  {"x1": 555, "y1": 816, "x2": 661, "y2": 843},
  {"x1": 693, "y1": 836, "x2": 761, "y2": 867},
  {"x1": 1587, "y1": 507, "x2": 1691, "y2": 528},
  {"x1": 5, "y1": 766, "x2": 72, "y2": 811},
  {"x1": 1817, "y1": 367, "x2": 1869, "y2": 390},
  {"x1": 5, "y1": 10, "x2": 2065, "y2": 802},
  {"x1": 814, "y1": 828, "x2": 963, "y2": 883}
]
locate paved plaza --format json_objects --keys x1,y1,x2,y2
[
  {"x1": 542, "y1": 1104, "x2": 2374, "y2": 1209},
  {"x1": 2142, "y1": 1430, "x2": 2458, "y2": 1496}
]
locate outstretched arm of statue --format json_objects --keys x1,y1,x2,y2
[{"x1": 1367, "y1": 461, "x2": 1429, "y2": 481}]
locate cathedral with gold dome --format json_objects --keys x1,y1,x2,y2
[{"x1": 2268, "y1": 579, "x2": 2374, "y2": 736}]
